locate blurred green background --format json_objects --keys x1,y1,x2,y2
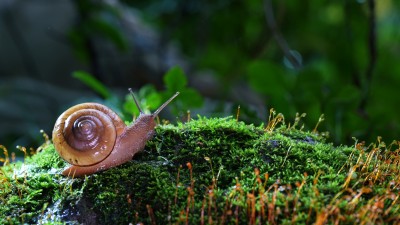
[{"x1": 0, "y1": 0, "x2": 399, "y2": 153}]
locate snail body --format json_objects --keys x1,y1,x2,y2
[{"x1": 52, "y1": 90, "x2": 179, "y2": 177}]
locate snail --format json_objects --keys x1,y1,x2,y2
[{"x1": 52, "y1": 89, "x2": 179, "y2": 177}]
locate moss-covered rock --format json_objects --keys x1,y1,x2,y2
[{"x1": 1, "y1": 117, "x2": 399, "y2": 224}]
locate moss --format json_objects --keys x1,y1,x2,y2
[
  {"x1": 26, "y1": 144, "x2": 67, "y2": 170},
  {"x1": 1, "y1": 116, "x2": 399, "y2": 224}
]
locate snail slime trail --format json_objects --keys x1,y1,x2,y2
[{"x1": 52, "y1": 90, "x2": 180, "y2": 177}]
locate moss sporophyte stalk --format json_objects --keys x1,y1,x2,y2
[{"x1": 1, "y1": 116, "x2": 400, "y2": 224}]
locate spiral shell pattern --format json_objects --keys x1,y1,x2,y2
[{"x1": 52, "y1": 103, "x2": 125, "y2": 166}]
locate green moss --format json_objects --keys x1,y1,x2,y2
[
  {"x1": 26, "y1": 144, "x2": 67, "y2": 170},
  {"x1": 1, "y1": 116, "x2": 399, "y2": 224}
]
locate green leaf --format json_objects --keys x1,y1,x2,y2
[
  {"x1": 139, "y1": 85, "x2": 162, "y2": 111},
  {"x1": 123, "y1": 85, "x2": 162, "y2": 117},
  {"x1": 163, "y1": 66, "x2": 187, "y2": 92},
  {"x1": 162, "y1": 66, "x2": 203, "y2": 113},
  {"x1": 178, "y1": 88, "x2": 203, "y2": 108},
  {"x1": 123, "y1": 94, "x2": 139, "y2": 118},
  {"x1": 72, "y1": 71, "x2": 111, "y2": 99}
]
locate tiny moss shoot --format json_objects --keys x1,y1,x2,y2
[{"x1": 1, "y1": 116, "x2": 399, "y2": 224}]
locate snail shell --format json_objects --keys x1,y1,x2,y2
[{"x1": 52, "y1": 103, "x2": 126, "y2": 166}]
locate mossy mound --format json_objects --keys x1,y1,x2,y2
[{"x1": 1, "y1": 117, "x2": 399, "y2": 224}]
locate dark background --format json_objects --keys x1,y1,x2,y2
[{"x1": 0, "y1": 0, "x2": 399, "y2": 153}]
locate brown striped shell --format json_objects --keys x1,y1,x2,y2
[{"x1": 52, "y1": 103, "x2": 125, "y2": 166}]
